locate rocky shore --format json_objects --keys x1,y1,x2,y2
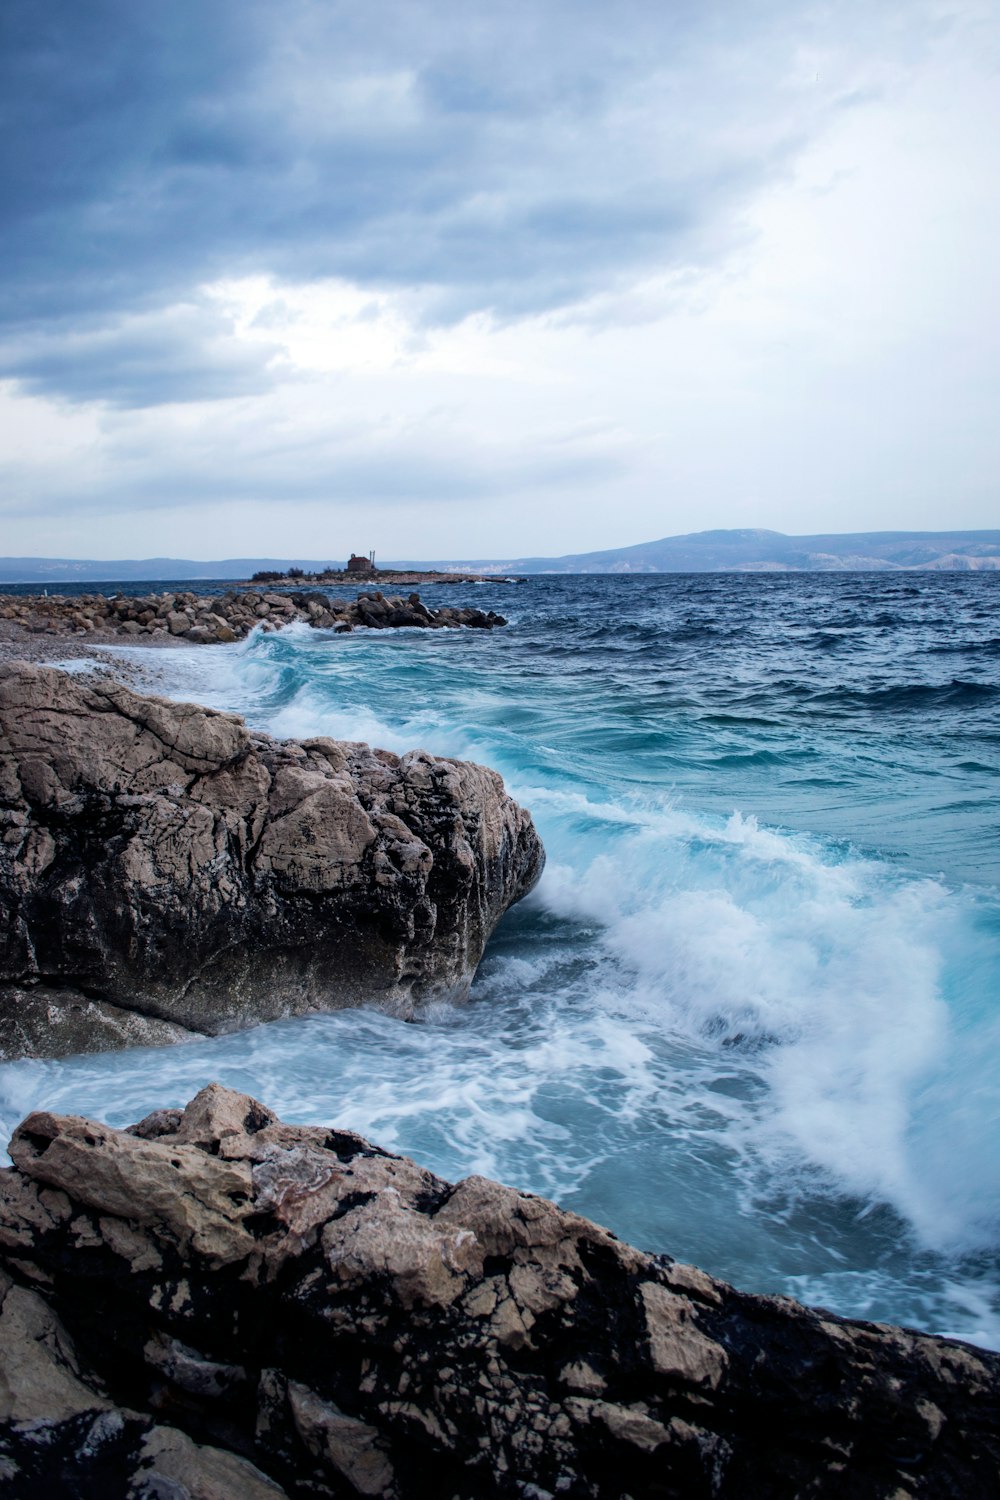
[
  {"x1": 3, "y1": 612, "x2": 999, "y2": 1499},
  {"x1": 242, "y1": 570, "x2": 513, "y2": 587},
  {"x1": 1, "y1": 1082, "x2": 998, "y2": 1498},
  {"x1": 0, "y1": 586, "x2": 506, "y2": 656},
  {"x1": 0, "y1": 664, "x2": 543, "y2": 1059}
]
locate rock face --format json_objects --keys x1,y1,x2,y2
[
  {"x1": 0, "y1": 1085, "x2": 998, "y2": 1498},
  {"x1": 0, "y1": 665, "x2": 543, "y2": 1058},
  {"x1": 0, "y1": 587, "x2": 506, "y2": 646}
]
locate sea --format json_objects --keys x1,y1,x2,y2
[{"x1": 2, "y1": 571, "x2": 999, "y2": 1348}]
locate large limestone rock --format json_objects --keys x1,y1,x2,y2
[
  {"x1": 0, "y1": 665, "x2": 543, "y2": 1058},
  {"x1": 0, "y1": 1085, "x2": 997, "y2": 1497}
]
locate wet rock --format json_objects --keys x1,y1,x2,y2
[
  {"x1": 0, "y1": 588, "x2": 509, "y2": 648},
  {"x1": 0, "y1": 984, "x2": 199, "y2": 1057},
  {"x1": 0, "y1": 1084, "x2": 997, "y2": 1498},
  {"x1": 0, "y1": 665, "x2": 544, "y2": 1058}
]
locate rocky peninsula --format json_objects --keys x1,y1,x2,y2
[
  {"x1": 0, "y1": 664, "x2": 543, "y2": 1059},
  {"x1": 0, "y1": 586, "x2": 506, "y2": 660},
  {"x1": 1, "y1": 1082, "x2": 997, "y2": 1498}
]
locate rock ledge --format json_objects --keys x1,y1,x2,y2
[{"x1": 0, "y1": 1084, "x2": 997, "y2": 1498}]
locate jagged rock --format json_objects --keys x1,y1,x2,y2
[
  {"x1": 0, "y1": 587, "x2": 507, "y2": 648},
  {"x1": 0, "y1": 1266, "x2": 289, "y2": 1497},
  {"x1": 0, "y1": 1084, "x2": 997, "y2": 1498},
  {"x1": 0, "y1": 665, "x2": 543, "y2": 1058}
]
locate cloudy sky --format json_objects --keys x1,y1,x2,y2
[{"x1": 2, "y1": 0, "x2": 998, "y2": 561}]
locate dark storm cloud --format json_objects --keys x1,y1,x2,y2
[
  {"x1": 0, "y1": 0, "x2": 923, "y2": 407},
  {"x1": 0, "y1": 303, "x2": 283, "y2": 407}
]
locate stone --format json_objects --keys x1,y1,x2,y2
[
  {"x1": 0, "y1": 984, "x2": 199, "y2": 1057},
  {"x1": 0, "y1": 1265, "x2": 289, "y2": 1497},
  {"x1": 0, "y1": 1085, "x2": 997, "y2": 1498},
  {"x1": 0, "y1": 665, "x2": 544, "y2": 1058},
  {"x1": 0, "y1": 586, "x2": 511, "y2": 649},
  {"x1": 0, "y1": 1273, "x2": 111, "y2": 1423}
]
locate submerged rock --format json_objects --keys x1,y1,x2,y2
[
  {"x1": 0, "y1": 665, "x2": 543, "y2": 1058},
  {"x1": 0, "y1": 1083, "x2": 997, "y2": 1498}
]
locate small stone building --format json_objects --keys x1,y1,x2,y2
[{"x1": 347, "y1": 553, "x2": 375, "y2": 574}]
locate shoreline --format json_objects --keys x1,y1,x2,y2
[
  {"x1": 0, "y1": 617, "x2": 190, "y2": 661},
  {"x1": 2, "y1": 578, "x2": 997, "y2": 1375},
  {"x1": 235, "y1": 569, "x2": 520, "y2": 586},
  {"x1": 0, "y1": 584, "x2": 507, "y2": 671},
  {"x1": 0, "y1": 619, "x2": 193, "y2": 694},
  {"x1": 0, "y1": 617, "x2": 206, "y2": 701}
]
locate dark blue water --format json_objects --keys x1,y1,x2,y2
[
  {"x1": 2, "y1": 572, "x2": 998, "y2": 1345},
  {"x1": 0, "y1": 578, "x2": 243, "y2": 598}
]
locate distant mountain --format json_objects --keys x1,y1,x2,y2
[
  {"x1": 0, "y1": 557, "x2": 339, "y2": 585},
  {"x1": 485, "y1": 528, "x2": 1000, "y2": 574},
  {"x1": 2, "y1": 530, "x2": 1000, "y2": 584}
]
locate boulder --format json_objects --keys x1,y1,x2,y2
[
  {"x1": 0, "y1": 587, "x2": 510, "y2": 648},
  {"x1": 0, "y1": 1084, "x2": 997, "y2": 1498},
  {"x1": 0, "y1": 665, "x2": 544, "y2": 1058}
]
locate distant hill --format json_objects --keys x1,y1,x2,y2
[
  {"x1": 2, "y1": 530, "x2": 1000, "y2": 584},
  {"x1": 486, "y1": 528, "x2": 1000, "y2": 574},
  {"x1": 0, "y1": 557, "x2": 338, "y2": 585}
]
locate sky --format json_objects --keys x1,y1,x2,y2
[{"x1": 1, "y1": 0, "x2": 998, "y2": 562}]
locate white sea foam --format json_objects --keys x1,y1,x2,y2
[
  {"x1": 525, "y1": 790, "x2": 1000, "y2": 1253},
  {"x1": 98, "y1": 627, "x2": 1000, "y2": 1259}
]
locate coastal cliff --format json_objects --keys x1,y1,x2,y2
[
  {"x1": 1, "y1": 1083, "x2": 997, "y2": 1498},
  {"x1": 0, "y1": 664, "x2": 543, "y2": 1058}
]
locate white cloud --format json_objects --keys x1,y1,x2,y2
[{"x1": 2, "y1": 0, "x2": 999, "y2": 557}]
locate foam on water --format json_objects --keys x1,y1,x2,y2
[{"x1": 4, "y1": 575, "x2": 999, "y2": 1347}]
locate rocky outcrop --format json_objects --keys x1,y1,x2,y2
[
  {"x1": 0, "y1": 1084, "x2": 998, "y2": 1498},
  {"x1": 0, "y1": 665, "x2": 543, "y2": 1059},
  {"x1": 0, "y1": 587, "x2": 506, "y2": 646}
]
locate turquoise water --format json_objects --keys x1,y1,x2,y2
[{"x1": 3, "y1": 573, "x2": 999, "y2": 1346}]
